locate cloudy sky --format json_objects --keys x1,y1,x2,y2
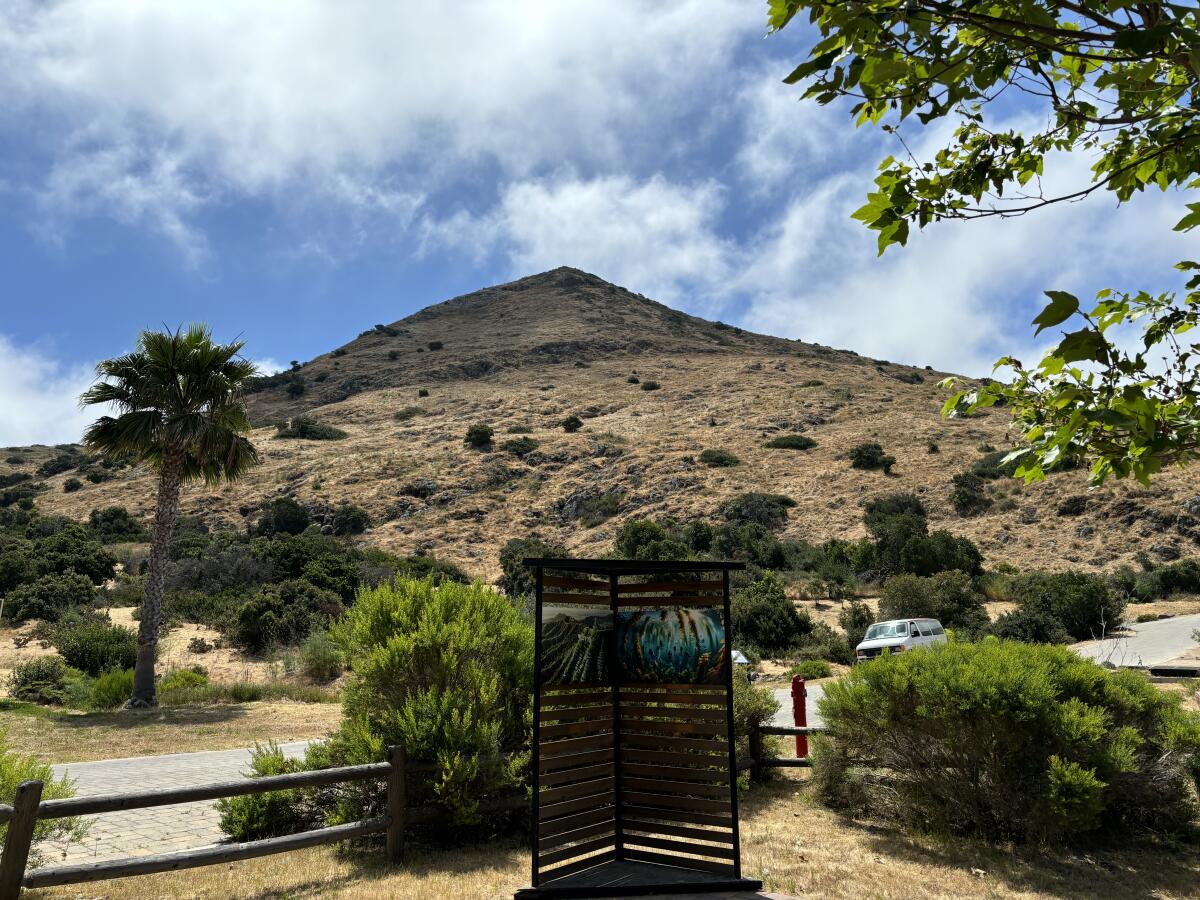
[{"x1": 0, "y1": 1, "x2": 1192, "y2": 444}]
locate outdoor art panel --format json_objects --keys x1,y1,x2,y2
[
  {"x1": 616, "y1": 607, "x2": 726, "y2": 684},
  {"x1": 540, "y1": 605, "x2": 612, "y2": 685}
]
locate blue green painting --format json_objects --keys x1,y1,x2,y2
[{"x1": 616, "y1": 607, "x2": 726, "y2": 684}]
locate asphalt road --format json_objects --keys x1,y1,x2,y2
[
  {"x1": 1073, "y1": 613, "x2": 1200, "y2": 668},
  {"x1": 771, "y1": 682, "x2": 824, "y2": 729}
]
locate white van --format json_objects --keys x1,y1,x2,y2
[{"x1": 855, "y1": 618, "x2": 946, "y2": 662}]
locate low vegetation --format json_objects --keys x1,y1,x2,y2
[
  {"x1": 764, "y1": 433, "x2": 816, "y2": 450},
  {"x1": 274, "y1": 416, "x2": 348, "y2": 441}
]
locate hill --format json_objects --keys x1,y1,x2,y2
[{"x1": 11, "y1": 267, "x2": 1200, "y2": 581}]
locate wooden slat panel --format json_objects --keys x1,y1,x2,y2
[
  {"x1": 618, "y1": 748, "x2": 725, "y2": 768},
  {"x1": 622, "y1": 820, "x2": 734, "y2": 844},
  {"x1": 615, "y1": 580, "x2": 725, "y2": 593},
  {"x1": 540, "y1": 748, "x2": 614, "y2": 774},
  {"x1": 620, "y1": 777, "x2": 728, "y2": 799},
  {"x1": 537, "y1": 834, "x2": 616, "y2": 867},
  {"x1": 542, "y1": 575, "x2": 608, "y2": 591},
  {"x1": 621, "y1": 734, "x2": 726, "y2": 753},
  {"x1": 540, "y1": 705, "x2": 613, "y2": 723},
  {"x1": 622, "y1": 848, "x2": 735, "y2": 876},
  {"x1": 619, "y1": 762, "x2": 728, "y2": 783},
  {"x1": 620, "y1": 792, "x2": 731, "y2": 815},
  {"x1": 541, "y1": 690, "x2": 611, "y2": 708},
  {"x1": 541, "y1": 733, "x2": 615, "y2": 758},
  {"x1": 539, "y1": 776, "x2": 614, "y2": 805},
  {"x1": 619, "y1": 704, "x2": 726, "y2": 722},
  {"x1": 618, "y1": 691, "x2": 725, "y2": 706},
  {"x1": 542, "y1": 593, "x2": 611, "y2": 605},
  {"x1": 620, "y1": 834, "x2": 736, "y2": 860},
  {"x1": 540, "y1": 720, "x2": 614, "y2": 740},
  {"x1": 622, "y1": 805, "x2": 733, "y2": 829},
  {"x1": 539, "y1": 806, "x2": 614, "y2": 838},
  {"x1": 621, "y1": 720, "x2": 727, "y2": 738},
  {"x1": 616, "y1": 595, "x2": 722, "y2": 608},
  {"x1": 538, "y1": 849, "x2": 617, "y2": 881},
  {"x1": 540, "y1": 762, "x2": 613, "y2": 787},
  {"x1": 541, "y1": 793, "x2": 615, "y2": 821},
  {"x1": 538, "y1": 819, "x2": 617, "y2": 851}
]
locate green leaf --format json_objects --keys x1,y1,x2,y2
[
  {"x1": 1055, "y1": 329, "x2": 1107, "y2": 364},
  {"x1": 1033, "y1": 291, "x2": 1079, "y2": 335},
  {"x1": 1174, "y1": 203, "x2": 1200, "y2": 233}
]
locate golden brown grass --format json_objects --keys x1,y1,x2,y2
[
  {"x1": 0, "y1": 701, "x2": 341, "y2": 763},
  {"x1": 25, "y1": 773, "x2": 1200, "y2": 899}
]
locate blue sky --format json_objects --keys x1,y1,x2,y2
[{"x1": 0, "y1": 1, "x2": 1193, "y2": 444}]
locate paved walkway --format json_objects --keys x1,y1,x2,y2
[
  {"x1": 1073, "y1": 613, "x2": 1200, "y2": 669},
  {"x1": 771, "y1": 682, "x2": 824, "y2": 731},
  {"x1": 43, "y1": 741, "x2": 310, "y2": 865}
]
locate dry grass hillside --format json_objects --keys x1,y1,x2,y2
[{"x1": 14, "y1": 267, "x2": 1200, "y2": 581}]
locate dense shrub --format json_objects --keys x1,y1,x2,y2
[
  {"x1": 640, "y1": 380, "x2": 661, "y2": 391},
  {"x1": 296, "y1": 631, "x2": 343, "y2": 682},
  {"x1": 6, "y1": 572, "x2": 96, "y2": 623},
  {"x1": 971, "y1": 450, "x2": 1021, "y2": 480},
  {"x1": 838, "y1": 600, "x2": 874, "y2": 651},
  {"x1": 427, "y1": 341, "x2": 444, "y2": 351},
  {"x1": 1128, "y1": 558, "x2": 1200, "y2": 601},
  {"x1": 34, "y1": 524, "x2": 117, "y2": 583},
  {"x1": 52, "y1": 619, "x2": 138, "y2": 676},
  {"x1": 165, "y1": 542, "x2": 273, "y2": 595},
  {"x1": 159, "y1": 668, "x2": 209, "y2": 692},
  {"x1": 393, "y1": 406, "x2": 424, "y2": 422},
  {"x1": 8, "y1": 657, "x2": 76, "y2": 705},
  {"x1": 464, "y1": 423, "x2": 494, "y2": 449},
  {"x1": 791, "y1": 659, "x2": 833, "y2": 679},
  {"x1": 330, "y1": 503, "x2": 371, "y2": 536},
  {"x1": 501, "y1": 437, "x2": 539, "y2": 458},
  {"x1": 218, "y1": 742, "x2": 317, "y2": 841},
  {"x1": 878, "y1": 571, "x2": 989, "y2": 635},
  {"x1": 1009, "y1": 571, "x2": 1126, "y2": 641},
  {"x1": 732, "y1": 667, "x2": 781, "y2": 767},
  {"x1": 418, "y1": 388, "x2": 430, "y2": 398},
  {"x1": 848, "y1": 442, "x2": 895, "y2": 473},
  {"x1": 613, "y1": 520, "x2": 690, "y2": 562},
  {"x1": 626, "y1": 375, "x2": 640, "y2": 384},
  {"x1": 719, "y1": 493, "x2": 796, "y2": 531},
  {"x1": 988, "y1": 607, "x2": 1073, "y2": 645},
  {"x1": 732, "y1": 573, "x2": 808, "y2": 656},
  {"x1": 87, "y1": 506, "x2": 147, "y2": 543},
  {"x1": 950, "y1": 472, "x2": 993, "y2": 516},
  {"x1": 699, "y1": 448, "x2": 740, "y2": 468},
  {"x1": 498, "y1": 536, "x2": 567, "y2": 599},
  {"x1": 62, "y1": 478, "x2": 83, "y2": 493},
  {"x1": 273, "y1": 416, "x2": 348, "y2": 440},
  {"x1": 36, "y1": 453, "x2": 78, "y2": 478},
  {"x1": 863, "y1": 493, "x2": 926, "y2": 526},
  {"x1": 0, "y1": 734, "x2": 79, "y2": 861},
  {"x1": 329, "y1": 578, "x2": 534, "y2": 824},
  {"x1": 560, "y1": 415, "x2": 583, "y2": 433},
  {"x1": 231, "y1": 580, "x2": 344, "y2": 653},
  {"x1": 812, "y1": 641, "x2": 1200, "y2": 842},
  {"x1": 505, "y1": 424, "x2": 533, "y2": 434},
  {"x1": 764, "y1": 433, "x2": 816, "y2": 450},
  {"x1": 254, "y1": 498, "x2": 311, "y2": 537},
  {"x1": 390, "y1": 553, "x2": 470, "y2": 586},
  {"x1": 89, "y1": 669, "x2": 134, "y2": 710},
  {"x1": 864, "y1": 513, "x2": 983, "y2": 580}
]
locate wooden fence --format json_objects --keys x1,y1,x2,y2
[{"x1": 743, "y1": 724, "x2": 827, "y2": 777}]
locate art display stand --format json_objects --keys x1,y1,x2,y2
[{"x1": 514, "y1": 558, "x2": 761, "y2": 899}]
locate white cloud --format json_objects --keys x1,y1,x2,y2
[
  {"x1": 0, "y1": 336, "x2": 96, "y2": 446},
  {"x1": 252, "y1": 358, "x2": 285, "y2": 377}
]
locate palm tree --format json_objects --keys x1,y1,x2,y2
[{"x1": 81, "y1": 326, "x2": 259, "y2": 707}]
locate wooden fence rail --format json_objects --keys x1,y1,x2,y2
[{"x1": 745, "y1": 723, "x2": 828, "y2": 779}]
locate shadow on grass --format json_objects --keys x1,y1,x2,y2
[
  {"x1": 741, "y1": 777, "x2": 1199, "y2": 900},
  {"x1": 51, "y1": 704, "x2": 251, "y2": 732}
]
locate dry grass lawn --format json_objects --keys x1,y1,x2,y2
[
  {"x1": 24, "y1": 773, "x2": 1200, "y2": 899},
  {"x1": 0, "y1": 700, "x2": 342, "y2": 763}
]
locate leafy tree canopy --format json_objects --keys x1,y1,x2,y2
[{"x1": 769, "y1": 0, "x2": 1200, "y2": 484}]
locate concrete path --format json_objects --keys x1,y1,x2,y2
[
  {"x1": 42, "y1": 741, "x2": 310, "y2": 865},
  {"x1": 1073, "y1": 613, "x2": 1200, "y2": 669},
  {"x1": 771, "y1": 682, "x2": 824, "y2": 732}
]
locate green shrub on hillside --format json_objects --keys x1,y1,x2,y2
[
  {"x1": 614, "y1": 520, "x2": 690, "y2": 562},
  {"x1": 732, "y1": 573, "x2": 809, "y2": 657},
  {"x1": 699, "y1": 448, "x2": 740, "y2": 467},
  {"x1": 464, "y1": 423, "x2": 494, "y2": 449},
  {"x1": 36, "y1": 453, "x2": 78, "y2": 478},
  {"x1": 498, "y1": 536, "x2": 568, "y2": 600},
  {"x1": 863, "y1": 493, "x2": 926, "y2": 526},
  {"x1": 560, "y1": 415, "x2": 584, "y2": 433},
  {"x1": 273, "y1": 416, "x2": 347, "y2": 440},
  {"x1": 878, "y1": 571, "x2": 989, "y2": 636},
  {"x1": 232, "y1": 580, "x2": 343, "y2": 653},
  {"x1": 1009, "y1": 571, "x2": 1126, "y2": 642},
  {"x1": 838, "y1": 600, "x2": 874, "y2": 650},
  {"x1": 988, "y1": 607, "x2": 1073, "y2": 645},
  {"x1": 331, "y1": 503, "x2": 371, "y2": 536},
  {"x1": 640, "y1": 380, "x2": 661, "y2": 391},
  {"x1": 505, "y1": 424, "x2": 533, "y2": 434},
  {"x1": 501, "y1": 437, "x2": 539, "y2": 458},
  {"x1": 764, "y1": 434, "x2": 816, "y2": 450},
  {"x1": 62, "y1": 478, "x2": 83, "y2": 493},
  {"x1": 296, "y1": 631, "x2": 342, "y2": 682},
  {"x1": 849, "y1": 442, "x2": 895, "y2": 473},
  {"x1": 6, "y1": 572, "x2": 96, "y2": 623},
  {"x1": 791, "y1": 659, "x2": 833, "y2": 680},
  {"x1": 812, "y1": 641, "x2": 1200, "y2": 842},
  {"x1": 394, "y1": 406, "x2": 424, "y2": 422},
  {"x1": 253, "y1": 498, "x2": 311, "y2": 537},
  {"x1": 950, "y1": 472, "x2": 993, "y2": 516},
  {"x1": 87, "y1": 506, "x2": 147, "y2": 543},
  {"x1": 719, "y1": 493, "x2": 796, "y2": 531},
  {"x1": 971, "y1": 450, "x2": 1021, "y2": 480},
  {"x1": 52, "y1": 619, "x2": 137, "y2": 676},
  {"x1": 89, "y1": 669, "x2": 134, "y2": 710},
  {"x1": 8, "y1": 657, "x2": 78, "y2": 705}
]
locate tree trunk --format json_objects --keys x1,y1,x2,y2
[{"x1": 129, "y1": 453, "x2": 184, "y2": 708}]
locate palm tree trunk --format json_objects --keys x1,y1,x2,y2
[{"x1": 130, "y1": 453, "x2": 184, "y2": 708}]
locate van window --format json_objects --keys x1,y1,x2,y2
[
  {"x1": 864, "y1": 622, "x2": 908, "y2": 640},
  {"x1": 930, "y1": 624, "x2": 945, "y2": 635},
  {"x1": 918, "y1": 624, "x2": 933, "y2": 636}
]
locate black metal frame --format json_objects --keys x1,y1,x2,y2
[{"x1": 517, "y1": 557, "x2": 760, "y2": 899}]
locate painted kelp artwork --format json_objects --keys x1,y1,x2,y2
[
  {"x1": 540, "y1": 605, "x2": 612, "y2": 685},
  {"x1": 616, "y1": 607, "x2": 727, "y2": 684}
]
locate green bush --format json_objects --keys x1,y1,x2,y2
[
  {"x1": 296, "y1": 631, "x2": 342, "y2": 682},
  {"x1": 0, "y1": 734, "x2": 80, "y2": 862},
  {"x1": 52, "y1": 620, "x2": 137, "y2": 676},
  {"x1": 732, "y1": 667, "x2": 781, "y2": 770},
  {"x1": 62, "y1": 477, "x2": 83, "y2": 493},
  {"x1": 273, "y1": 416, "x2": 347, "y2": 440},
  {"x1": 329, "y1": 578, "x2": 533, "y2": 825},
  {"x1": 640, "y1": 380, "x2": 661, "y2": 391},
  {"x1": 626, "y1": 375, "x2": 640, "y2": 384},
  {"x1": 862, "y1": 512, "x2": 983, "y2": 580},
  {"x1": 501, "y1": 437, "x2": 539, "y2": 458},
  {"x1": 505, "y1": 424, "x2": 533, "y2": 434},
  {"x1": 791, "y1": 659, "x2": 833, "y2": 679},
  {"x1": 89, "y1": 668, "x2": 134, "y2": 710},
  {"x1": 613, "y1": 519, "x2": 690, "y2": 562},
  {"x1": 719, "y1": 492, "x2": 796, "y2": 530},
  {"x1": 160, "y1": 668, "x2": 209, "y2": 692},
  {"x1": 950, "y1": 472, "x2": 993, "y2": 516},
  {"x1": 732, "y1": 573, "x2": 808, "y2": 657},
  {"x1": 878, "y1": 571, "x2": 989, "y2": 636},
  {"x1": 838, "y1": 600, "x2": 874, "y2": 650},
  {"x1": 36, "y1": 453, "x2": 78, "y2": 478},
  {"x1": 971, "y1": 450, "x2": 1021, "y2": 480},
  {"x1": 428, "y1": 341, "x2": 444, "y2": 351},
  {"x1": 560, "y1": 415, "x2": 583, "y2": 433},
  {"x1": 988, "y1": 607, "x2": 1073, "y2": 645},
  {"x1": 254, "y1": 498, "x2": 311, "y2": 537},
  {"x1": 1009, "y1": 571, "x2": 1127, "y2": 641},
  {"x1": 764, "y1": 433, "x2": 816, "y2": 450},
  {"x1": 394, "y1": 406, "x2": 424, "y2": 422},
  {"x1": 849, "y1": 442, "x2": 895, "y2": 473},
  {"x1": 498, "y1": 536, "x2": 567, "y2": 600},
  {"x1": 231, "y1": 580, "x2": 343, "y2": 653},
  {"x1": 218, "y1": 742, "x2": 318, "y2": 841},
  {"x1": 418, "y1": 388, "x2": 430, "y2": 398},
  {"x1": 863, "y1": 493, "x2": 926, "y2": 526},
  {"x1": 1129, "y1": 559, "x2": 1200, "y2": 601},
  {"x1": 331, "y1": 503, "x2": 371, "y2": 536},
  {"x1": 8, "y1": 657, "x2": 76, "y2": 705},
  {"x1": 464, "y1": 423, "x2": 494, "y2": 449},
  {"x1": 699, "y1": 448, "x2": 740, "y2": 467},
  {"x1": 812, "y1": 640, "x2": 1200, "y2": 842},
  {"x1": 87, "y1": 506, "x2": 147, "y2": 543},
  {"x1": 6, "y1": 572, "x2": 96, "y2": 623}
]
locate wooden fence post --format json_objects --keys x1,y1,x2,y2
[
  {"x1": 385, "y1": 746, "x2": 406, "y2": 864},
  {"x1": 0, "y1": 780, "x2": 43, "y2": 899},
  {"x1": 748, "y1": 724, "x2": 764, "y2": 782}
]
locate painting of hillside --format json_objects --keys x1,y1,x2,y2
[
  {"x1": 616, "y1": 607, "x2": 726, "y2": 684},
  {"x1": 540, "y1": 606, "x2": 612, "y2": 686}
]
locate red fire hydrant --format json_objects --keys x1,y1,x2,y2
[{"x1": 792, "y1": 675, "x2": 808, "y2": 758}]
